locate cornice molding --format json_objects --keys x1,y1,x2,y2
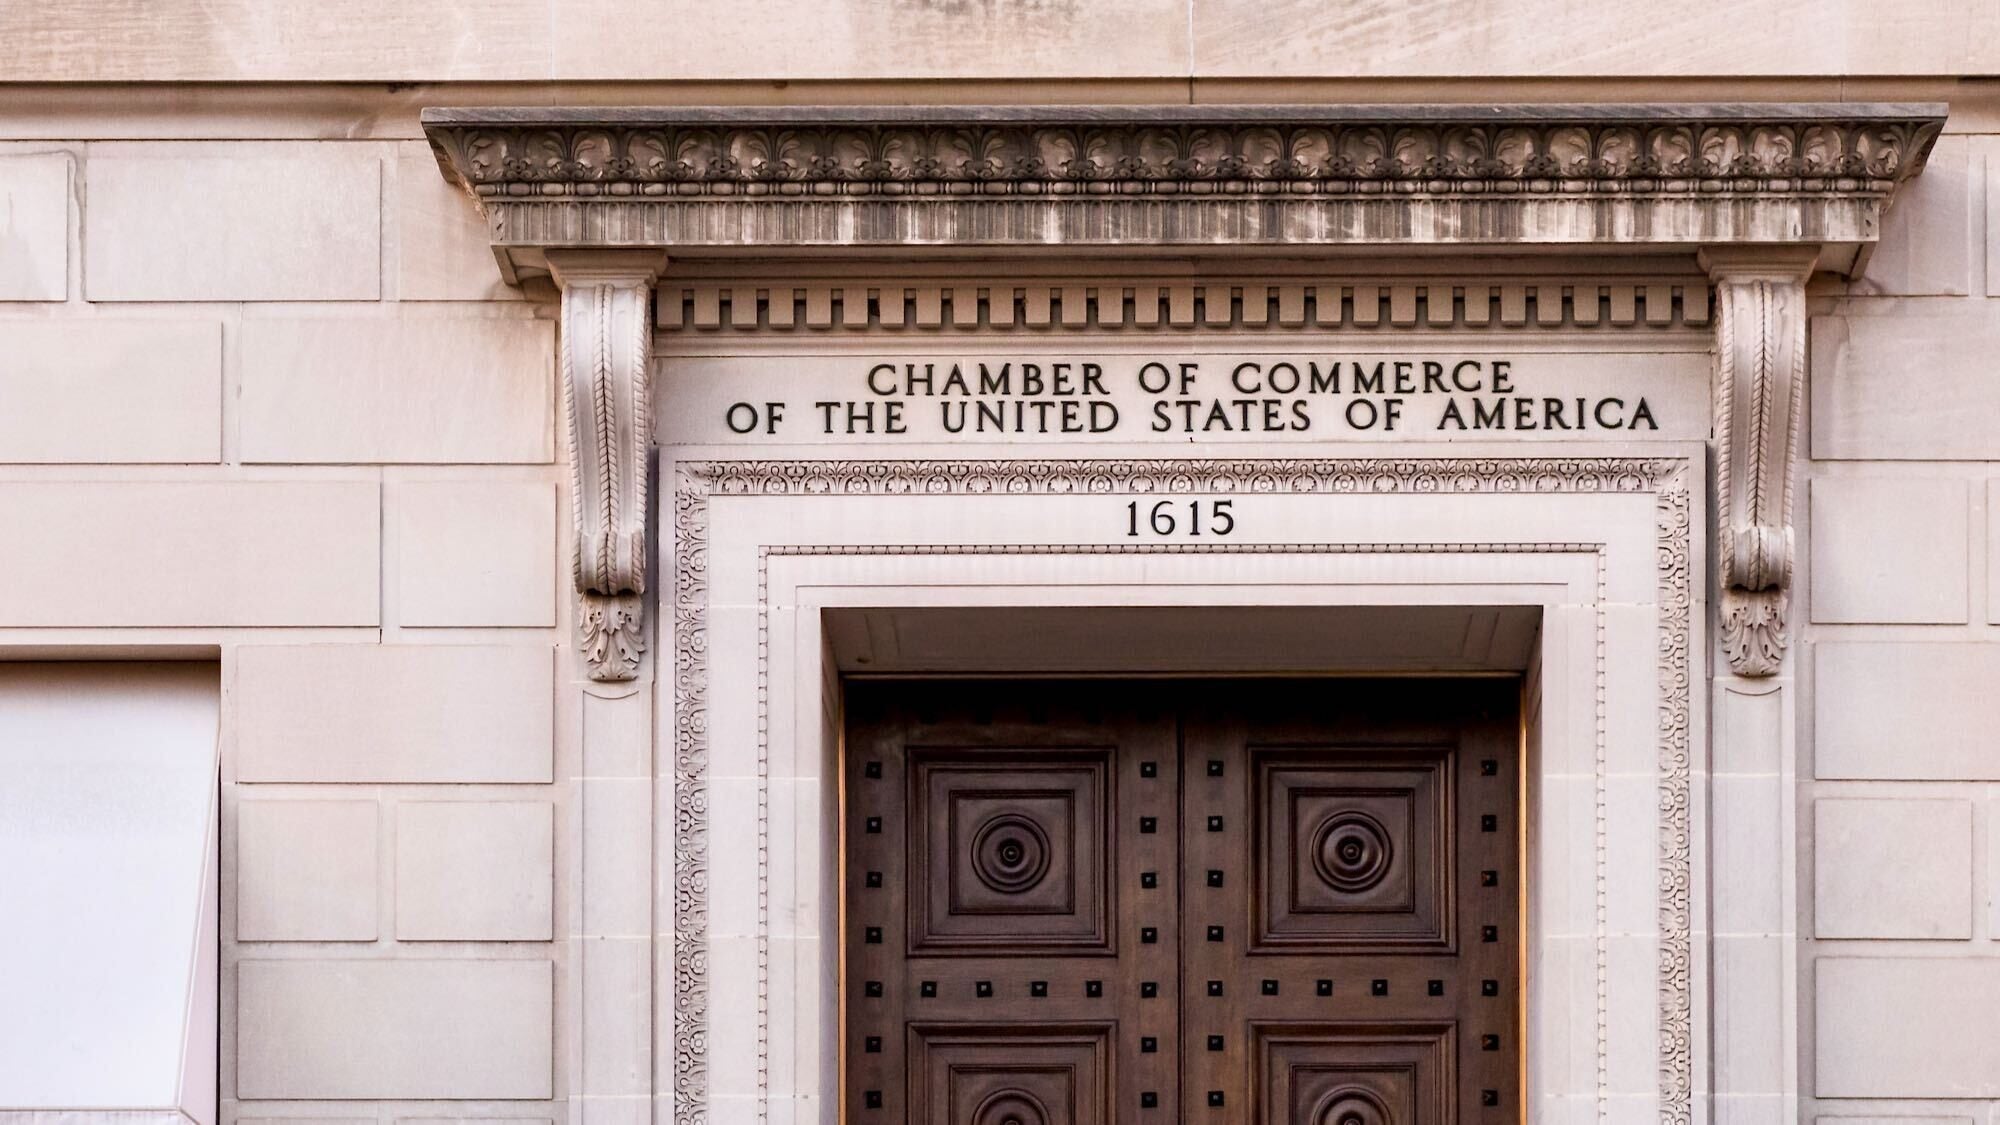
[
  {"x1": 423, "y1": 103, "x2": 1943, "y2": 268},
  {"x1": 427, "y1": 103, "x2": 1939, "y2": 193}
]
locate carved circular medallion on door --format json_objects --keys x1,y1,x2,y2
[
  {"x1": 1310, "y1": 810, "x2": 1396, "y2": 893},
  {"x1": 970, "y1": 812, "x2": 1053, "y2": 895}
]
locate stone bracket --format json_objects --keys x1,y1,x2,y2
[
  {"x1": 550, "y1": 249, "x2": 668, "y2": 682},
  {"x1": 1703, "y1": 245, "x2": 1816, "y2": 677}
]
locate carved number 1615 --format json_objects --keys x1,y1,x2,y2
[{"x1": 1125, "y1": 499, "x2": 1235, "y2": 538}]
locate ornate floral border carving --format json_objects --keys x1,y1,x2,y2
[{"x1": 671, "y1": 456, "x2": 1694, "y2": 1125}]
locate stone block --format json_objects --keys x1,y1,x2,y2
[
  {"x1": 0, "y1": 320, "x2": 220, "y2": 462},
  {"x1": 1814, "y1": 798, "x2": 1971, "y2": 939},
  {"x1": 239, "y1": 315, "x2": 553, "y2": 464},
  {"x1": 1816, "y1": 958, "x2": 2000, "y2": 1096},
  {"x1": 1191, "y1": 0, "x2": 1971, "y2": 77},
  {"x1": 84, "y1": 146, "x2": 379, "y2": 301},
  {"x1": 549, "y1": 0, "x2": 1187, "y2": 79},
  {"x1": 1808, "y1": 477, "x2": 1967, "y2": 624},
  {"x1": 1817, "y1": 643, "x2": 2000, "y2": 780},
  {"x1": 1852, "y1": 135, "x2": 1971, "y2": 297},
  {"x1": 235, "y1": 645, "x2": 553, "y2": 783},
  {"x1": 0, "y1": 0, "x2": 553, "y2": 81},
  {"x1": 1812, "y1": 310, "x2": 2000, "y2": 460},
  {"x1": 235, "y1": 799, "x2": 378, "y2": 942},
  {"x1": 392, "y1": 479, "x2": 556, "y2": 627},
  {"x1": 394, "y1": 800, "x2": 553, "y2": 941},
  {"x1": 0, "y1": 482, "x2": 376, "y2": 626},
  {"x1": 396, "y1": 145, "x2": 517, "y2": 301},
  {"x1": 0, "y1": 152, "x2": 69, "y2": 300},
  {"x1": 235, "y1": 958, "x2": 552, "y2": 1099}
]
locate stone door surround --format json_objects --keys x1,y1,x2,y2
[
  {"x1": 419, "y1": 103, "x2": 1942, "y2": 1125},
  {"x1": 424, "y1": 101, "x2": 1942, "y2": 685}
]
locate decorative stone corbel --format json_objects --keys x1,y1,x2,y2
[
  {"x1": 1702, "y1": 246, "x2": 1817, "y2": 677},
  {"x1": 548, "y1": 250, "x2": 668, "y2": 682}
]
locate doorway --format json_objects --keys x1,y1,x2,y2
[{"x1": 841, "y1": 678, "x2": 1522, "y2": 1124}]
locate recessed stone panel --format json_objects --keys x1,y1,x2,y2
[
  {"x1": 391, "y1": 479, "x2": 557, "y2": 627},
  {"x1": 1814, "y1": 798, "x2": 1972, "y2": 939},
  {"x1": 0, "y1": 320, "x2": 220, "y2": 463},
  {"x1": 1816, "y1": 643, "x2": 2000, "y2": 780},
  {"x1": 236, "y1": 799, "x2": 379, "y2": 942},
  {"x1": 0, "y1": 481, "x2": 377, "y2": 625},
  {"x1": 1816, "y1": 958, "x2": 2000, "y2": 1097},
  {"x1": 236, "y1": 958, "x2": 552, "y2": 1099},
  {"x1": 240, "y1": 315, "x2": 553, "y2": 464},
  {"x1": 1809, "y1": 477, "x2": 1968, "y2": 624},
  {"x1": 1812, "y1": 310, "x2": 2000, "y2": 460},
  {"x1": 394, "y1": 800, "x2": 554, "y2": 941},
  {"x1": 84, "y1": 146, "x2": 380, "y2": 301},
  {"x1": 235, "y1": 645, "x2": 553, "y2": 783}
]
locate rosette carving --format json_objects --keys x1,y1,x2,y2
[{"x1": 550, "y1": 250, "x2": 668, "y2": 682}]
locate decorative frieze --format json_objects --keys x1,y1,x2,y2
[
  {"x1": 1704, "y1": 246, "x2": 1814, "y2": 677},
  {"x1": 550, "y1": 250, "x2": 667, "y2": 682}
]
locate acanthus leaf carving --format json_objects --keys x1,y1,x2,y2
[
  {"x1": 552, "y1": 250, "x2": 668, "y2": 682},
  {"x1": 1704, "y1": 246, "x2": 1814, "y2": 678}
]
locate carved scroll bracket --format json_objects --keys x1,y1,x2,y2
[
  {"x1": 549, "y1": 249, "x2": 669, "y2": 682},
  {"x1": 1702, "y1": 245, "x2": 1816, "y2": 677}
]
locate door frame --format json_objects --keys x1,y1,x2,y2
[{"x1": 653, "y1": 451, "x2": 1703, "y2": 1125}]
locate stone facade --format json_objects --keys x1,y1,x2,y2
[{"x1": 0, "y1": 9, "x2": 1998, "y2": 1125}]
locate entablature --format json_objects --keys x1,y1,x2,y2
[{"x1": 420, "y1": 104, "x2": 1941, "y2": 683}]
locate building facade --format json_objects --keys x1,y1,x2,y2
[{"x1": 1, "y1": 7, "x2": 1997, "y2": 1125}]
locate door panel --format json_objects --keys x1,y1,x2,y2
[
  {"x1": 843, "y1": 679, "x2": 1521, "y2": 1125},
  {"x1": 845, "y1": 683, "x2": 1183, "y2": 1125},
  {"x1": 1181, "y1": 681, "x2": 1521, "y2": 1124}
]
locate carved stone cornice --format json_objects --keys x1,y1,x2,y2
[
  {"x1": 423, "y1": 104, "x2": 1942, "y2": 272},
  {"x1": 550, "y1": 249, "x2": 667, "y2": 682},
  {"x1": 1703, "y1": 246, "x2": 1814, "y2": 677}
]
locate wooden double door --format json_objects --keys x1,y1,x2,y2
[{"x1": 842, "y1": 679, "x2": 1521, "y2": 1125}]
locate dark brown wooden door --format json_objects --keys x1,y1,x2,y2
[{"x1": 843, "y1": 680, "x2": 1520, "y2": 1125}]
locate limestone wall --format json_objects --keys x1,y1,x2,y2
[
  {"x1": 1801, "y1": 132, "x2": 2000, "y2": 1114},
  {"x1": 0, "y1": 126, "x2": 571, "y2": 1123},
  {"x1": 0, "y1": 23, "x2": 1995, "y2": 1125},
  {"x1": 0, "y1": 0, "x2": 1995, "y2": 81}
]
